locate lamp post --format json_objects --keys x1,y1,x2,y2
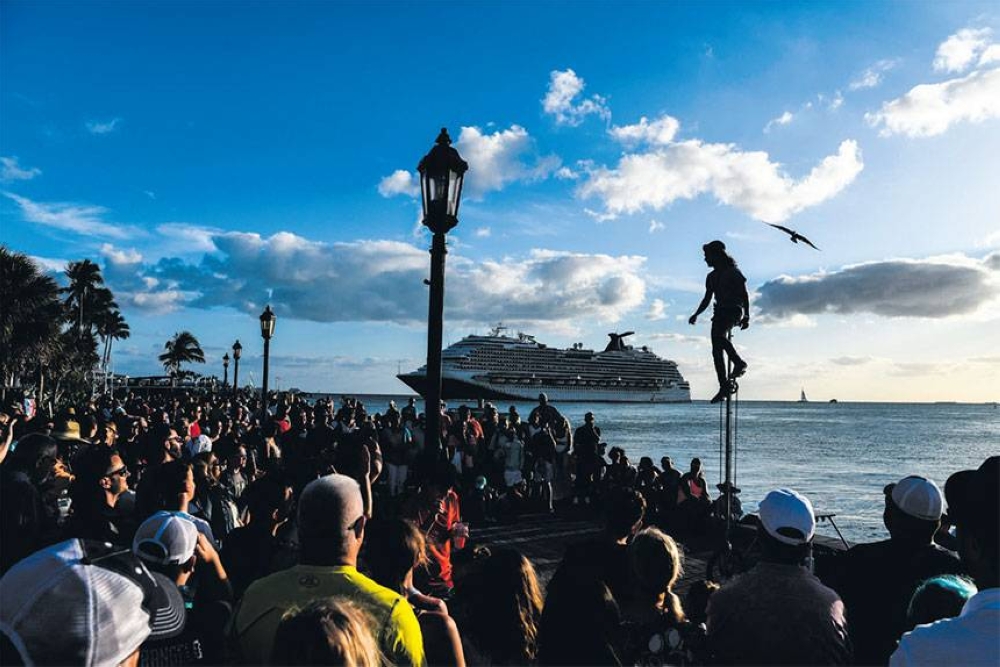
[
  {"x1": 418, "y1": 128, "x2": 468, "y2": 461},
  {"x1": 222, "y1": 353, "x2": 230, "y2": 388},
  {"x1": 232, "y1": 340, "x2": 242, "y2": 400},
  {"x1": 259, "y1": 305, "x2": 276, "y2": 416}
]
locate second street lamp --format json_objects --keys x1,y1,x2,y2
[
  {"x1": 222, "y1": 352, "x2": 230, "y2": 388},
  {"x1": 259, "y1": 305, "x2": 276, "y2": 416},
  {"x1": 232, "y1": 340, "x2": 242, "y2": 400},
  {"x1": 418, "y1": 128, "x2": 468, "y2": 461}
]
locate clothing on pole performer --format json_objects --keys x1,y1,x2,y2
[{"x1": 689, "y1": 240, "x2": 749, "y2": 404}]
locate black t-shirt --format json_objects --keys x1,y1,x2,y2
[
  {"x1": 707, "y1": 266, "x2": 746, "y2": 309},
  {"x1": 826, "y1": 537, "x2": 965, "y2": 666}
]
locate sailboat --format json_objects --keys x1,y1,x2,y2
[{"x1": 799, "y1": 388, "x2": 808, "y2": 403}]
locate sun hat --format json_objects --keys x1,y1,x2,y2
[
  {"x1": 758, "y1": 488, "x2": 816, "y2": 546},
  {"x1": 0, "y1": 539, "x2": 186, "y2": 666},
  {"x1": 50, "y1": 408, "x2": 84, "y2": 441},
  {"x1": 133, "y1": 511, "x2": 199, "y2": 566},
  {"x1": 943, "y1": 456, "x2": 999, "y2": 530},
  {"x1": 717, "y1": 481, "x2": 742, "y2": 494},
  {"x1": 884, "y1": 475, "x2": 943, "y2": 521}
]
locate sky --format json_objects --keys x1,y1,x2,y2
[{"x1": 2, "y1": 1, "x2": 999, "y2": 402}]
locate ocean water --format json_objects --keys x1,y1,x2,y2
[{"x1": 316, "y1": 394, "x2": 1000, "y2": 544}]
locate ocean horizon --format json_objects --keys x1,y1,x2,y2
[{"x1": 304, "y1": 393, "x2": 998, "y2": 544}]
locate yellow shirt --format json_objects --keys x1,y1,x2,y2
[{"x1": 231, "y1": 564, "x2": 425, "y2": 666}]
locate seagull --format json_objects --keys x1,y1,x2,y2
[{"x1": 766, "y1": 223, "x2": 820, "y2": 250}]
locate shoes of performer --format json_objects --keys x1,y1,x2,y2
[
  {"x1": 710, "y1": 387, "x2": 731, "y2": 404},
  {"x1": 730, "y1": 360, "x2": 748, "y2": 379}
]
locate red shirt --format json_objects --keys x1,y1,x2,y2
[{"x1": 404, "y1": 489, "x2": 461, "y2": 591}]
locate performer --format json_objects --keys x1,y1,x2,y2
[{"x1": 689, "y1": 240, "x2": 749, "y2": 403}]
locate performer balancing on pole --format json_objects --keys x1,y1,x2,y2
[{"x1": 689, "y1": 240, "x2": 749, "y2": 404}]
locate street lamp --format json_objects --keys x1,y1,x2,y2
[
  {"x1": 259, "y1": 305, "x2": 276, "y2": 416},
  {"x1": 222, "y1": 353, "x2": 230, "y2": 388},
  {"x1": 232, "y1": 340, "x2": 242, "y2": 400},
  {"x1": 418, "y1": 128, "x2": 468, "y2": 460}
]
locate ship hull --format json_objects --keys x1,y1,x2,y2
[{"x1": 397, "y1": 371, "x2": 690, "y2": 403}]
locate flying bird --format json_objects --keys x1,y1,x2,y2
[{"x1": 766, "y1": 223, "x2": 820, "y2": 250}]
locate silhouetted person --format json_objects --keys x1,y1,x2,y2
[
  {"x1": 825, "y1": 475, "x2": 964, "y2": 665},
  {"x1": 689, "y1": 240, "x2": 749, "y2": 403},
  {"x1": 891, "y1": 457, "x2": 999, "y2": 666}
]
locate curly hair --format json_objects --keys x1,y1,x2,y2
[{"x1": 271, "y1": 597, "x2": 383, "y2": 666}]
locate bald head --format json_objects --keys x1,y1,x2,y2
[{"x1": 298, "y1": 474, "x2": 365, "y2": 564}]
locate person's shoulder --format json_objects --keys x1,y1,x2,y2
[{"x1": 344, "y1": 567, "x2": 411, "y2": 612}]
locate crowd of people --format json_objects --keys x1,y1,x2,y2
[{"x1": 0, "y1": 388, "x2": 996, "y2": 666}]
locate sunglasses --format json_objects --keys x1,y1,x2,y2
[{"x1": 106, "y1": 465, "x2": 129, "y2": 478}]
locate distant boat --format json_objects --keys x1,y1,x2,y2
[
  {"x1": 799, "y1": 389, "x2": 809, "y2": 403},
  {"x1": 829, "y1": 399, "x2": 838, "y2": 404}
]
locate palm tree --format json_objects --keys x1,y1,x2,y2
[
  {"x1": 97, "y1": 309, "x2": 130, "y2": 380},
  {"x1": 62, "y1": 259, "x2": 105, "y2": 336},
  {"x1": 0, "y1": 247, "x2": 63, "y2": 401},
  {"x1": 159, "y1": 331, "x2": 206, "y2": 381}
]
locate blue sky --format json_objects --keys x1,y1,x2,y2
[{"x1": 2, "y1": 1, "x2": 999, "y2": 401}]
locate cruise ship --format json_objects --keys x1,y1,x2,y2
[{"x1": 398, "y1": 326, "x2": 690, "y2": 403}]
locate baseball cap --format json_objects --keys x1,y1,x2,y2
[
  {"x1": 0, "y1": 539, "x2": 186, "y2": 666},
  {"x1": 759, "y1": 488, "x2": 816, "y2": 545},
  {"x1": 944, "y1": 456, "x2": 999, "y2": 530},
  {"x1": 133, "y1": 511, "x2": 199, "y2": 565},
  {"x1": 884, "y1": 475, "x2": 943, "y2": 521}
]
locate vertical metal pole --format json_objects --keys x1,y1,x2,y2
[
  {"x1": 262, "y1": 337, "x2": 270, "y2": 417},
  {"x1": 233, "y1": 358, "x2": 240, "y2": 401},
  {"x1": 724, "y1": 330, "x2": 734, "y2": 537},
  {"x1": 424, "y1": 231, "x2": 447, "y2": 462},
  {"x1": 223, "y1": 364, "x2": 229, "y2": 388}
]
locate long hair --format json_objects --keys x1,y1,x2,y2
[
  {"x1": 463, "y1": 547, "x2": 544, "y2": 664},
  {"x1": 363, "y1": 517, "x2": 427, "y2": 592},
  {"x1": 703, "y1": 240, "x2": 737, "y2": 269},
  {"x1": 271, "y1": 597, "x2": 383, "y2": 666},
  {"x1": 628, "y1": 527, "x2": 686, "y2": 623}
]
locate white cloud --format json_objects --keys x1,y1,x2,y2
[
  {"x1": 763, "y1": 111, "x2": 794, "y2": 133},
  {"x1": 849, "y1": 59, "x2": 900, "y2": 91},
  {"x1": 578, "y1": 139, "x2": 863, "y2": 224},
  {"x1": 474, "y1": 226, "x2": 491, "y2": 238},
  {"x1": 377, "y1": 169, "x2": 420, "y2": 198},
  {"x1": 1, "y1": 156, "x2": 41, "y2": 182},
  {"x1": 542, "y1": 69, "x2": 611, "y2": 127},
  {"x1": 980, "y1": 44, "x2": 1000, "y2": 67},
  {"x1": 648, "y1": 219, "x2": 665, "y2": 233},
  {"x1": 609, "y1": 115, "x2": 680, "y2": 146},
  {"x1": 756, "y1": 252, "x2": 1000, "y2": 321},
  {"x1": 155, "y1": 223, "x2": 221, "y2": 254},
  {"x1": 86, "y1": 117, "x2": 121, "y2": 135},
  {"x1": 828, "y1": 91, "x2": 845, "y2": 111},
  {"x1": 379, "y1": 125, "x2": 560, "y2": 201},
  {"x1": 3, "y1": 191, "x2": 134, "y2": 239},
  {"x1": 118, "y1": 232, "x2": 649, "y2": 326},
  {"x1": 554, "y1": 166, "x2": 579, "y2": 180},
  {"x1": 646, "y1": 298, "x2": 667, "y2": 320},
  {"x1": 143, "y1": 190, "x2": 156, "y2": 200},
  {"x1": 100, "y1": 243, "x2": 142, "y2": 265},
  {"x1": 455, "y1": 125, "x2": 559, "y2": 199},
  {"x1": 934, "y1": 27, "x2": 993, "y2": 73},
  {"x1": 29, "y1": 255, "x2": 68, "y2": 274},
  {"x1": 866, "y1": 67, "x2": 1000, "y2": 137}
]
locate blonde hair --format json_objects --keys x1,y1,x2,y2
[
  {"x1": 629, "y1": 527, "x2": 686, "y2": 622},
  {"x1": 271, "y1": 597, "x2": 383, "y2": 666}
]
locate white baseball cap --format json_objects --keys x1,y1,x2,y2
[
  {"x1": 759, "y1": 488, "x2": 816, "y2": 545},
  {"x1": 133, "y1": 511, "x2": 199, "y2": 565},
  {"x1": 884, "y1": 475, "x2": 943, "y2": 521},
  {"x1": 0, "y1": 539, "x2": 186, "y2": 665}
]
